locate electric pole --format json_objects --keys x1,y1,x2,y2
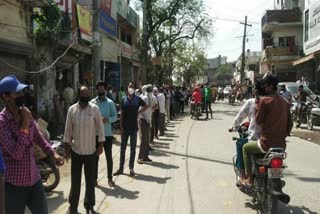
[
  {"x1": 141, "y1": 0, "x2": 149, "y2": 84},
  {"x1": 240, "y1": 16, "x2": 252, "y2": 84},
  {"x1": 92, "y1": 0, "x2": 101, "y2": 83}
]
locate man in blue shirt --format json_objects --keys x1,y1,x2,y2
[
  {"x1": 91, "y1": 81, "x2": 118, "y2": 187},
  {"x1": 114, "y1": 83, "x2": 149, "y2": 176}
]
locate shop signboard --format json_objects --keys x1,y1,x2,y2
[
  {"x1": 305, "y1": 0, "x2": 320, "y2": 55},
  {"x1": 99, "y1": 10, "x2": 117, "y2": 38},
  {"x1": 76, "y1": 3, "x2": 93, "y2": 42},
  {"x1": 121, "y1": 42, "x2": 132, "y2": 59}
]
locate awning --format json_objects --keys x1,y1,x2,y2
[{"x1": 292, "y1": 53, "x2": 315, "y2": 66}]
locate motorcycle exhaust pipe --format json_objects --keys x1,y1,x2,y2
[{"x1": 277, "y1": 193, "x2": 290, "y2": 204}]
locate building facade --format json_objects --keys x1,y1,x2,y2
[{"x1": 260, "y1": 0, "x2": 305, "y2": 82}]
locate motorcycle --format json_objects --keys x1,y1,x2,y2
[
  {"x1": 228, "y1": 93, "x2": 236, "y2": 105},
  {"x1": 190, "y1": 101, "x2": 202, "y2": 120},
  {"x1": 35, "y1": 138, "x2": 65, "y2": 192},
  {"x1": 307, "y1": 101, "x2": 320, "y2": 130},
  {"x1": 291, "y1": 101, "x2": 313, "y2": 128},
  {"x1": 35, "y1": 118, "x2": 64, "y2": 192},
  {"x1": 231, "y1": 123, "x2": 290, "y2": 214},
  {"x1": 218, "y1": 92, "x2": 224, "y2": 101}
]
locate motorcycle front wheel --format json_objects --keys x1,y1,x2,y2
[{"x1": 38, "y1": 156, "x2": 60, "y2": 192}]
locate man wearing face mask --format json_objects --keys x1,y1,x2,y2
[
  {"x1": 64, "y1": 86, "x2": 105, "y2": 214},
  {"x1": 114, "y1": 83, "x2": 148, "y2": 176},
  {"x1": 106, "y1": 85, "x2": 114, "y2": 102},
  {"x1": 137, "y1": 85, "x2": 153, "y2": 164},
  {"x1": 0, "y1": 75, "x2": 63, "y2": 214},
  {"x1": 91, "y1": 81, "x2": 118, "y2": 187}
]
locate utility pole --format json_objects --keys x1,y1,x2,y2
[
  {"x1": 92, "y1": 0, "x2": 101, "y2": 83},
  {"x1": 141, "y1": 0, "x2": 149, "y2": 84},
  {"x1": 240, "y1": 16, "x2": 252, "y2": 84}
]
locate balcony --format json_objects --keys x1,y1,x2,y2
[
  {"x1": 19, "y1": 0, "x2": 50, "y2": 7},
  {"x1": 262, "y1": 46, "x2": 301, "y2": 62},
  {"x1": 261, "y1": 8, "x2": 302, "y2": 32}
]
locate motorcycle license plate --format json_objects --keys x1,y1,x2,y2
[{"x1": 268, "y1": 168, "x2": 283, "y2": 178}]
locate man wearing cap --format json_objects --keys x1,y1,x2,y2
[
  {"x1": 242, "y1": 74, "x2": 293, "y2": 187},
  {"x1": 0, "y1": 75, "x2": 63, "y2": 214}
]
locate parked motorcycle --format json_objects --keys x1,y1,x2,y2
[
  {"x1": 307, "y1": 101, "x2": 320, "y2": 130},
  {"x1": 231, "y1": 123, "x2": 290, "y2": 213},
  {"x1": 35, "y1": 118, "x2": 64, "y2": 192}
]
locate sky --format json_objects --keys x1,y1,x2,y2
[
  {"x1": 203, "y1": 0, "x2": 274, "y2": 62},
  {"x1": 130, "y1": 0, "x2": 274, "y2": 62}
]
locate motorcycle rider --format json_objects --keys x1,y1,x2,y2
[
  {"x1": 191, "y1": 86, "x2": 202, "y2": 115},
  {"x1": 242, "y1": 74, "x2": 293, "y2": 187},
  {"x1": 295, "y1": 85, "x2": 309, "y2": 122},
  {"x1": 280, "y1": 84, "x2": 292, "y2": 102},
  {"x1": 229, "y1": 84, "x2": 262, "y2": 182}
]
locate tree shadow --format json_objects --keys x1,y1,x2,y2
[
  {"x1": 278, "y1": 202, "x2": 319, "y2": 214},
  {"x1": 96, "y1": 185, "x2": 140, "y2": 200},
  {"x1": 134, "y1": 173, "x2": 172, "y2": 184},
  {"x1": 143, "y1": 161, "x2": 179, "y2": 170}
]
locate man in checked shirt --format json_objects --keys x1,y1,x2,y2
[{"x1": 0, "y1": 75, "x2": 63, "y2": 214}]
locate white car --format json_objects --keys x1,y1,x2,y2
[{"x1": 223, "y1": 87, "x2": 231, "y2": 96}]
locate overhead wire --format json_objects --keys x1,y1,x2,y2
[{"x1": 0, "y1": 33, "x2": 77, "y2": 74}]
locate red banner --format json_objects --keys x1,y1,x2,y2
[{"x1": 100, "y1": 0, "x2": 112, "y2": 15}]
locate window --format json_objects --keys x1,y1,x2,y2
[
  {"x1": 120, "y1": 28, "x2": 126, "y2": 42},
  {"x1": 305, "y1": 10, "x2": 309, "y2": 42},
  {"x1": 278, "y1": 36, "x2": 295, "y2": 47}
]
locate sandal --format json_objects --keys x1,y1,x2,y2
[{"x1": 241, "y1": 179, "x2": 253, "y2": 188}]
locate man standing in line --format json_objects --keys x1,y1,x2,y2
[
  {"x1": 205, "y1": 83, "x2": 213, "y2": 119},
  {"x1": 114, "y1": 83, "x2": 148, "y2": 176},
  {"x1": 91, "y1": 81, "x2": 118, "y2": 187},
  {"x1": 137, "y1": 85, "x2": 153, "y2": 164},
  {"x1": 0, "y1": 75, "x2": 63, "y2": 214},
  {"x1": 151, "y1": 87, "x2": 160, "y2": 141},
  {"x1": 64, "y1": 86, "x2": 105, "y2": 214},
  {"x1": 158, "y1": 87, "x2": 166, "y2": 136}
]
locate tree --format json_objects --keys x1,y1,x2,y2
[
  {"x1": 214, "y1": 64, "x2": 234, "y2": 85},
  {"x1": 137, "y1": 0, "x2": 213, "y2": 84},
  {"x1": 173, "y1": 41, "x2": 207, "y2": 85}
]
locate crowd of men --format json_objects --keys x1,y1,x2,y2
[{"x1": 0, "y1": 74, "x2": 193, "y2": 214}]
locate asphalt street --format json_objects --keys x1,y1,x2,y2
[{"x1": 38, "y1": 101, "x2": 320, "y2": 214}]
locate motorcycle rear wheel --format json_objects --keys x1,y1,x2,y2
[
  {"x1": 261, "y1": 192, "x2": 278, "y2": 214},
  {"x1": 39, "y1": 156, "x2": 60, "y2": 192}
]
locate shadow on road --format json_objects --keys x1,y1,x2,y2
[
  {"x1": 213, "y1": 110, "x2": 239, "y2": 117},
  {"x1": 134, "y1": 173, "x2": 171, "y2": 184},
  {"x1": 96, "y1": 185, "x2": 140, "y2": 200},
  {"x1": 279, "y1": 202, "x2": 318, "y2": 214},
  {"x1": 143, "y1": 161, "x2": 179, "y2": 170},
  {"x1": 46, "y1": 191, "x2": 68, "y2": 213},
  {"x1": 155, "y1": 149, "x2": 233, "y2": 166}
]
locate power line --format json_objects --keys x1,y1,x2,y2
[
  {"x1": 212, "y1": 17, "x2": 260, "y2": 25},
  {"x1": 0, "y1": 34, "x2": 77, "y2": 74}
]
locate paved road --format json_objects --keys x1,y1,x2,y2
[{"x1": 42, "y1": 101, "x2": 320, "y2": 214}]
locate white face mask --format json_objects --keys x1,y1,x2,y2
[
  {"x1": 128, "y1": 88, "x2": 135, "y2": 95},
  {"x1": 109, "y1": 90, "x2": 113, "y2": 94}
]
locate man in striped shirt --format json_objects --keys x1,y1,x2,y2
[
  {"x1": 0, "y1": 75, "x2": 63, "y2": 214},
  {"x1": 64, "y1": 86, "x2": 105, "y2": 214}
]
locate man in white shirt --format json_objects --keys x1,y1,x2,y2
[
  {"x1": 280, "y1": 84, "x2": 292, "y2": 102},
  {"x1": 138, "y1": 85, "x2": 153, "y2": 163},
  {"x1": 157, "y1": 87, "x2": 166, "y2": 136},
  {"x1": 64, "y1": 86, "x2": 105, "y2": 214}
]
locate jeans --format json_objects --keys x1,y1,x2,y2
[
  {"x1": 69, "y1": 151, "x2": 96, "y2": 212},
  {"x1": 243, "y1": 141, "x2": 262, "y2": 174},
  {"x1": 235, "y1": 138, "x2": 248, "y2": 169},
  {"x1": 95, "y1": 137, "x2": 113, "y2": 180},
  {"x1": 138, "y1": 119, "x2": 150, "y2": 160},
  {"x1": 5, "y1": 180, "x2": 48, "y2": 214},
  {"x1": 119, "y1": 129, "x2": 138, "y2": 170}
]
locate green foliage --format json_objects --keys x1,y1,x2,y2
[
  {"x1": 33, "y1": 0, "x2": 71, "y2": 42},
  {"x1": 173, "y1": 41, "x2": 207, "y2": 84},
  {"x1": 214, "y1": 64, "x2": 234, "y2": 82}
]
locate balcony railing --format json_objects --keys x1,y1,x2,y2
[
  {"x1": 261, "y1": 8, "x2": 302, "y2": 27},
  {"x1": 264, "y1": 46, "x2": 300, "y2": 58}
]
